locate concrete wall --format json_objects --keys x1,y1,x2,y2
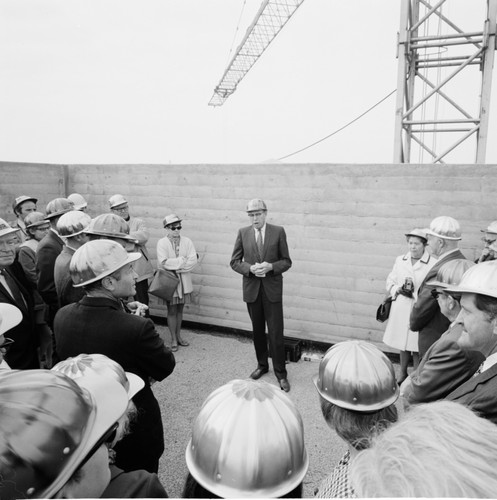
[{"x1": 1, "y1": 162, "x2": 494, "y2": 350}]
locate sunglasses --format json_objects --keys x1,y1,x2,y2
[
  {"x1": 431, "y1": 289, "x2": 442, "y2": 299},
  {"x1": 481, "y1": 237, "x2": 497, "y2": 245},
  {"x1": 169, "y1": 225, "x2": 182, "y2": 231}
]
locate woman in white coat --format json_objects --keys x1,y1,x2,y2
[
  {"x1": 157, "y1": 214, "x2": 197, "y2": 351},
  {"x1": 383, "y1": 229, "x2": 435, "y2": 384}
]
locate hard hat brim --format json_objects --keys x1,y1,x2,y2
[
  {"x1": 83, "y1": 229, "x2": 138, "y2": 243},
  {"x1": 424, "y1": 279, "x2": 448, "y2": 288},
  {"x1": 425, "y1": 228, "x2": 462, "y2": 240},
  {"x1": 444, "y1": 283, "x2": 497, "y2": 299},
  {"x1": 72, "y1": 251, "x2": 142, "y2": 288},
  {"x1": 0, "y1": 304, "x2": 22, "y2": 335},
  {"x1": 312, "y1": 374, "x2": 399, "y2": 412},
  {"x1": 126, "y1": 372, "x2": 145, "y2": 399}
]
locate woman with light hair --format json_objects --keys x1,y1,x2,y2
[
  {"x1": 313, "y1": 341, "x2": 399, "y2": 498},
  {"x1": 349, "y1": 400, "x2": 497, "y2": 498},
  {"x1": 400, "y1": 258, "x2": 484, "y2": 405}
]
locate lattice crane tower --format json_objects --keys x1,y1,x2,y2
[
  {"x1": 208, "y1": 0, "x2": 305, "y2": 107},
  {"x1": 394, "y1": 0, "x2": 497, "y2": 163}
]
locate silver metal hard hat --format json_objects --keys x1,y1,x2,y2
[
  {"x1": 425, "y1": 216, "x2": 462, "y2": 240},
  {"x1": 185, "y1": 379, "x2": 309, "y2": 498},
  {"x1": 45, "y1": 198, "x2": 73, "y2": 220},
  {"x1": 24, "y1": 211, "x2": 50, "y2": 230},
  {"x1": 108, "y1": 194, "x2": 128, "y2": 209},
  {"x1": 0, "y1": 218, "x2": 20, "y2": 238},
  {"x1": 70, "y1": 239, "x2": 141, "y2": 287},
  {"x1": 426, "y1": 258, "x2": 475, "y2": 289},
  {"x1": 56, "y1": 211, "x2": 92, "y2": 237},
  {"x1": 246, "y1": 199, "x2": 267, "y2": 212},
  {"x1": 67, "y1": 193, "x2": 88, "y2": 211},
  {"x1": 84, "y1": 214, "x2": 137, "y2": 242},
  {"x1": 0, "y1": 369, "x2": 128, "y2": 500},
  {"x1": 445, "y1": 260, "x2": 497, "y2": 299},
  {"x1": 0, "y1": 303, "x2": 22, "y2": 335},
  {"x1": 313, "y1": 340, "x2": 399, "y2": 412},
  {"x1": 12, "y1": 195, "x2": 37, "y2": 213},
  {"x1": 53, "y1": 353, "x2": 144, "y2": 400},
  {"x1": 163, "y1": 214, "x2": 182, "y2": 227}
]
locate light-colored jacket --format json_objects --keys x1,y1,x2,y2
[
  {"x1": 156, "y1": 236, "x2": 197, "y2": 297},
  {"x1": 128, "y1": 216, "x2": 154, "y2": 282}
]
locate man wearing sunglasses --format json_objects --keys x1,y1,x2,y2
[
  {"x1": 230, "y1": 199, "x2": 292, "y2": 392},
  {"x1": 475, "y1": 221, "x2": 497, "y2": 263}
]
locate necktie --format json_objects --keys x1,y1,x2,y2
[{"x1": 256, "y1": 229, "x2": 263, "y2": 261}]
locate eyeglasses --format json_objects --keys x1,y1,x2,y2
[
  {"x1": 169, "y1": 225, "x2": 182, "y2": 231},
  {"x1": 34, "y1": 226, "x2": 50, "y2": 232},
  {"x1": 481, "y1": 237, "x2": 497, "y2": 245},
  {"x1": 112, "y1": 206, "x2": 128, "y2": 213},
  {"x1": 431, "y1": 289, "x2": 442, "y2": 299}
]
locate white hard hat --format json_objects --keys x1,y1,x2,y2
[
  {"x1": 24, "y1": 212, "x2": 49, "y2": 230},
  {"x1": 163, "y1": 214, "x2": 182, "y2": 227},
  {"x1": 313, "y1": 340, "x2": 399, "y2": 411},
  {"x1": 70, "y1": 239, "x2": 141, "y2": 287},
  {"x1": 56, "y1": 211, "x2": 91, "y2": 237},
  {"x1": 481, "y1": 221, "x2": 497, "y2": 235},
  {"x1": 246, "y1": 199, "x2": 267, "y2": 212},
  {"x1": 0, "y1": 304, "x2": 22, "y2": 336},
  {"x1": 425, "y1": 216, "x2": 462, "y2": 240},
  {"x1": 67, "y1": 193, "x2": 88, "y2": 211},
  {"x1": 0, "y1": 218, "x2": 20, "y2": 238},
  {"x1": 108, "y1": 194, "x2": 128, "y2": 209},
  {"x1": 45, "y1": 198, "x2": 73, "y2": 220},
  {"x1": 185, "y1": 379, "x2": 308, "y2": 498},
  {"x1": 445, "y1": 260, "x2": 497, "y2": 299},
  {"x1": 53, "y1": 353, "x2": 144, "y2": 400},
  {"x1": 84, "y1": 214, "x2": 137, "y2": 242},
  {"x1": 405, "y1": 228, "x2": 428, "y2": 243},
  {"x1": 0, "y1": 369, "x2": 128, "y2": 500}
]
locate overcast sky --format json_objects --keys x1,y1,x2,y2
[{"x1": 0, "y1": 0, "x2": 495, "y2": 165}]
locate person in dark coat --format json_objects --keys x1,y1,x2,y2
[
  {"x1": 36, "y1": 197, "x2": 73, "y2": 326},
  {"x1": 443, "y1": 260, "x2": 497, "y2": 424},
  {"x1": 230, "y1": 199, "x2": 292, "y2": 392},
  {"x1": 0, "y1": 218, "x2": 41, "y2": 369},
  {"x1": 410, "y1": 216, "x2": 467, "y2": 358},
  {"x1": 54, "y1": 210, "x2": 91, "y2": 307},
  {"x1": 54, "y1": 239, "x2": 176, "y2": 473}
]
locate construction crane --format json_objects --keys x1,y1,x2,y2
[
  {"x1": 394, "y1": 0, "x2": 497, "y2": 163},
  {"x1": 208, "y1": 0, "x2": 305, "y2": 107}
]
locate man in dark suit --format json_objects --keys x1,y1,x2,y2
[
  {"x1": 36, "y1": 197, "x2": 73, "y2": 326},
  {"x1": 443, "y1": 260, "x2": 497, "y2": 424},
  {"x1": 410, "y1": 216, "x2": 467, "y2": 358},
  {"x1": 0, "y1": 218, "x2": 40, "y2": 369},
  {"x1": 230, "y1": 199, "x2": 292, "y2": 392},
  {"x1": 54, "y1": 239, "x2": 175, "y2": 473}
]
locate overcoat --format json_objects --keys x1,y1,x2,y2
[{"x1": 54, "y1": 296, "x2": 176, "y2": 472}]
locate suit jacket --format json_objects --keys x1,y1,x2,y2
[
  {"x1": 446, "y1": 361, "x2": 497, "y2": 424},
  {"x1": 54, "y1": 296, "x2": 176, "y2": 470},
  {"x1": 54, "y1": 246, "x2": 84, "y2": 307},
  {"x1": 402, "y1": 323, "x2": 484, "y2": 405},
  {"x1": 36, "y1": 229, "x2": 64, "y2": 322},
  {"x1": 230, "y1": 223, "x2": 292, "y2": 303},
  {"x1": 0, "y1": 265, "x2": 39, "y2": 369},
  {"x1": 410, "y1": 249, "x2": 467, "y2": 356}
]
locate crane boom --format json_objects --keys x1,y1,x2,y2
[{"x1": 208, "y1": 0, "x2": 305, "y2": 107}]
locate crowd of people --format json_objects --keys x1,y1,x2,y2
[{"x1": 0, "y1": 193, "x2": 497, "y2": 498}]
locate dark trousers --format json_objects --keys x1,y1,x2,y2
[
  {"x1": 246, "y1": 286, "x2": 287, "y2": 380},
  {"x1": 134, "y1": 279, "x2": 150, "y2": 317}
]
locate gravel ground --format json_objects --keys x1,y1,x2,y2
[{"x1": 152, "y1": 323, "x2": 401, "y2": 498}]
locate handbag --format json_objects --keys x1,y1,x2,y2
[
  {"x1": 376, "y1": 296, "x2": 393, "y2": 323},
  {"x1": 148, "y1": 269, "x2": 180, "y2": 301}
]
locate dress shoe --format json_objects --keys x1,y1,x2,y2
[
  {"x1": 279, "y1": 378, "x2": 290, "y2": 392},
  {"x1": 249, "y1": 367, "x2": 268, "y2": 380}
]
